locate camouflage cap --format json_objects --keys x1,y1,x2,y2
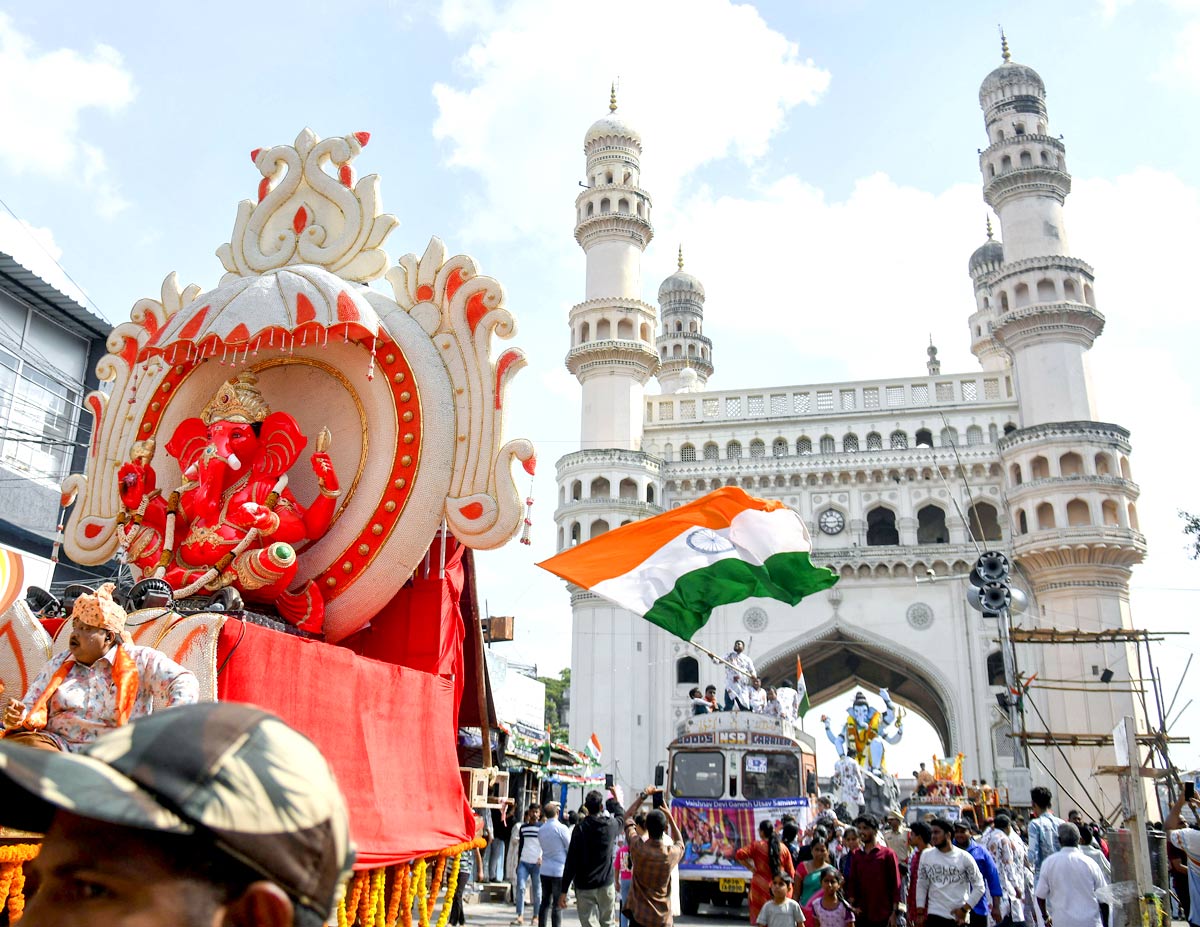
[{"x1": 0, "y1": 701, "x2": 354, "y2": 919}]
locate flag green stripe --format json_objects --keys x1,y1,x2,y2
[{"x1": 641, "y1": 552, "x2": 838, "y2": 641}]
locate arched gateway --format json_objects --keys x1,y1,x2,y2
[{"x1": 755, "y1": 618, "x2": 959, "y2": 754}]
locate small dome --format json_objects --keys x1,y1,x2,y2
[
  {"x1": 584, "y1": 114, "x2": 641, "y2": 150},
  {"x1": 969, "y1": 239, "x2": 1004, "y2": 275},
  {"x1": 979, "y1": 61, "x2": 1045, "y2": 104},
  {"x1": 658, "y1": 269, "x2": 705, "y2": 300}
]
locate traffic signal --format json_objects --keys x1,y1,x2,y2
[{"x1": 968, "y1": 550, "x2": 1011, "y2": 618}]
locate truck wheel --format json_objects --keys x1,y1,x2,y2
[{"x1": 680, "y1": 882, "x2": 702, "y2": 916}]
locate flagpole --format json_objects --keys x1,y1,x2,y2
[{"x1": 689, "y1": 639, "x2": 748, "y2": 677}]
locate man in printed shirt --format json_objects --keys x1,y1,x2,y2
[
  {"x1": 982, "y1": 813, "x2": 1029, "y2": 927},
  {"x1": 724, "y1": 640, "x2": 757, "y2": 710},
  {"x1": 1026, "y1": 786, "x2": 1064, "y2": 880},
  {"x1": 2, "y1": 583, "x2": 198, "y2": 751}
]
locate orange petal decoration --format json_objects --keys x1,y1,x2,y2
[
  {"x1": 459, "y1": 502, "x2": 484, "y2": 520},
  {"x1": 250, "y1": 148, "x2": 262, "y2": 162},
  {"x1": 354, "y1": 131, "x2": 371, "y2": 147},
  {"x1": 293, "y1": 206, "x2": 308, "y2": 234}
]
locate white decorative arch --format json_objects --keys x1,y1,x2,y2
[{"x1": 755, "y1": 615, "x2": 961, "y2": 752}]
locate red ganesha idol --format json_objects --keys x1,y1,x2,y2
[{"x1": 158, "y1": 372, "x2": 338, "y2": 631}]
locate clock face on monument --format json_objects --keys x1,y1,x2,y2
[{"x1": 818, "y1": 508, "x2": 845, "y2": 535}]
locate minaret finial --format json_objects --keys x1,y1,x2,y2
[
  {"x1": 677, "y1": 244, "x2": 684, "y2": 270},
  {"x1": 609, "y1": 82, "x2": 618, "y2": 113},
  {"x1": 986, "y1": 215, "x2": 994, "y2": 240},
  {"x1": 999, "y1": 25, "x2": 1011, "y2": 63}
]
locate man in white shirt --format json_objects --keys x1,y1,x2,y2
[
  {"x1": 723, "y1": 640, "x2": 756, "y2": 711},
  {"x1": 913, "y1": 816, "x2": 985, "y2": 927},
  {"x1": 1035, "y1": 823, "x2": 1104, "y2": 927}
]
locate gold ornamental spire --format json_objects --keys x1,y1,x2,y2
[
  {"x1": 999, "y1": 25, "x2": 1011, "y2": 63},
  {"x1": 678, "y1": 244, "x2": 684, "y2": 270},
  {"x1": 986, "y1": 216, "x2": 994, "y2": 240},
  {"x1": 609, "y1": 83, "x2": 618, "y2": 113}
]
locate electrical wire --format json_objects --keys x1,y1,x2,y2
[{"x1": 1021, "y1": 691, "x2": 1110, "y2": 823}]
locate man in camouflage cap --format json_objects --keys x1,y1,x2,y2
[{"x1": 0, "y1": 701, "x2": 355, "y2": 926}]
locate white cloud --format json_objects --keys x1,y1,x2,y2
[
  {"x1": 0, "y1": 14, "x2": 135, "y2": 214},
  {"x1": 432, "y1": 0, "x2": 830, "y2": 244}
]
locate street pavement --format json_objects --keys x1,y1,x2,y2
[{"x1": 463, "y1": 896, "x2": 746, "y2": 927}]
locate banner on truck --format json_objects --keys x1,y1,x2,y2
[{"x1": 670, "y1": 797, "x2": 811, "y2": 875}]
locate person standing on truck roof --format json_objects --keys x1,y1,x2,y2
[
  {"x1": 560, "y1": 790, "x2": 625, "y2": 927},
  {"x1": 622, "y1": 790, "x2": 684, "y2": 927},
  {"x1": 724, "y1": 640, "x2": 757, "y2": 711}
]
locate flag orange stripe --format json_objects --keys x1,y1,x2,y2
[{"x1": 537, "y1": 487, "x2": 789, "y2": 589}]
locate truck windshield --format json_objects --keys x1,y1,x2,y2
[
  {"x1": 741, "y1": 752, "x2": 800, "y2": 799},
  {"x1": 670, "y1": 751, "x2": 725, "y2": 798}
]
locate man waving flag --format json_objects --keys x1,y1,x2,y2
[{"x1": 537, "y1": 487, "x2": 837, "y2": 642}]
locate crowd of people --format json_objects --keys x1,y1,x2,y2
[{"x1": 491, "y1": 781, "x2": 1200, "y2": 927}]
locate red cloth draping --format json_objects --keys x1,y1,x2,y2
[{"x1": 217, "y1": 618, "x2": 474, "y2": 868}]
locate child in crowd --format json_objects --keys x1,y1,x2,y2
[
  {"x1": 756, "y1": 874, "x2": 807, "y2": 927},
  {"x1": 807, "y1": 869, "x2": 854, "y2": 927}
]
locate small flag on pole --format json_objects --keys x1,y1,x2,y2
[
  {"x1": 537, "y1": 487, "x2": 838, "y2": 642},
  {"x1": 796, "y1": 655, "x2": 811, "y2": 718},
  {"x1": 585, "y1": 732, "x2": 602, "y2": 763}
]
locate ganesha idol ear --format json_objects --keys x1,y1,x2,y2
[
  {"x1": 165, "y1": 418, "x2": 209, "y2": 475},
  {"x1": 252, "y1": 411, "x2": 307, "y2": 477}
]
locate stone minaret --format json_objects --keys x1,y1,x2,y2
[
  {"x1": 973, "y1": 35, "x2": 1147, "y2": 802},
  {"x1": 655, "y1": 247, "x2": 713, "y2": 393}
]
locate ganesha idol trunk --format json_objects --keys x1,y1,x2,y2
[{"x1": 14, "y1": 127, "x2": 538, "y2": 901}]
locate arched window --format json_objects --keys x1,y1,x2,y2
[
  {"x1": 890, "y1": 430, "x2": 908, "y2": 449},
  {"x1": 749, "y1": 439, "x2": 766, "y2": 458},
  {"x1": 619, "y1": 478, "x2": 638, "y2": 499},
  {"x1": 1094, "y1": 453, "x2": 1112, "y2": 475},
  {"x1": 819, "y1": 435, "x2": 836, "y2": 454},
  {"x1": 680, "y1": 443, "x2": 697, "y2": 462},
  {"x1": 1000, "y1": 291, "x2": 1010, "y2": 312},
  {"x1": 866, "y1": 507, "x2": 899, "y2": 546},
  {"x1": 1030, "y1": 456, "x2": 1049, "y2": 479},
  {"x1": 1059, "y1": 452, "x2": 1083, "y2": 476},
  {"x1": 595, "y1": 319, "x2": 611, "y2": 339},
  {"x1": 616, "y1": 319, "x2": 633, "y2": 339},
  {"x1": 1084, "y1": 283, "x2": 1095, "y2": 306},
  {"x1": 703, "y1": 442, "x2": 719, "y2": 460},
  {"x1": 1003, "y1": 422, "x2": 1017, "y2": 435},
  {"x1": 968, "y1": 502, "x2": 1002, "y2": 541},
  {"x1": 1066, "y1": 498, "x2": 1090, "y2": 527},
  {"x1": 914, "y1": 429, "x2": 933, "y2": 448},
  {"x1": 797, "y1": 437, "x2": 813, "y2": 455},
  {"x1": 1040, "y1": 150, "x2": 1051, "y2": 165},
  {"x1": 600, "y1": 198, "x2": 611, "y2": 214},
  {"x1": 1101, "y1": 499, "x2": 1120, "y2": 526},
  {"x1": 640, "y1": 322, "x2": 651, "y2": 342},
  {"x1": 580, "y1": 321, "x2": 590, "y2": 343},
  {"x1": 917, "y1": 505, "x2": 949, "y2": 544},
  {"x1": 1001, "y1": 155, "x2": 1012, "y2": 172},
  {"x1": 590, "y1": 477, "x2": 610, "y2": 498},
  {"x1": 590, "y1": 519, "x2": 610, "y2": 539},
  {"x1": 939, "y1": 427, "x2": 958, "y2": 447},
  {"x1": 843, "y1": 434, "x2": 859, "y2": 453},
  {"x1": 1036, "y1": 279, "x2": 1056, "y2": 302},
  {"x1": 1019, "y1": 150, "x2": 1033, "y2": 168},
  {"x1": 773, "y1": 438, "x2": 788, "y2": 457},
  {"x1": 675, "y1": 320, "x2": 683, "y2": 332},
  {"x1": 1017, "y1": 509, "x2": 1028, "y2": 534},
  {"x1": 1014, "y1": 283, "x2": 1030, "y2": 308},
  {"x1": 676, "y1": 656, "x2": 699, "y2": 686},
  {"x1": 1009, "y1": 463, "x2": 1022, "y2": 485},
  {"x1": 571, "y1": 479, "x2": 582, "y2": 501},
  {"x1": 646, "y1": 484, "x2": 656, "y2": 504},
  {"x1": 1128, "y1": 502, "x2": 1140, "y2": 530},
  {"x1": 988, "y1": 423, "x2": 999, "y2": 443},
  {"x1": 966, "y1": 425, "x2": 984, "y2": 446},
  {"x1": 1120, "y1": 456, "x2": 1132, "y2": 480},
  {"x1": 727, "y1": 441, "x2": 742, "y2": 459},
  {"x1": 866, "y1": 432, "x2": 883, "y2": 451},
  {"x1": 617, "y1": 198, "x2": 630, "y2": 214},
  {"x1": 1063, "y1": 279, "x2": 1078, "y2": 301},
  {"x1": 570, "y1": 522, "x2": 581, "y2": 544},
  {"x1": 987, "y1": 651, "x2": 1006, "y2": 686},
  {"x1": 1036, "y1": 502, "x2": 1056, "y2": 530}
]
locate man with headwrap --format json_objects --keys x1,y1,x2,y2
[{"x1": 1, "y1": 583, "x2": 198, "y2": 751}]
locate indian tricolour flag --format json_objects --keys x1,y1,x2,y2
[
  {"x1": 796, "y1": 655, "x2": 811, "y2": 718},
  {"x1": 584, "y1": 732, "x2": 602, "y2": 764},
  {"x1": 538, "y1": 487, "x2": 838, "y2": 642}
]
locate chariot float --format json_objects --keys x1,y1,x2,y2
[{"x1": 0, "y1": 128, "x2": 535, "y2": 924}]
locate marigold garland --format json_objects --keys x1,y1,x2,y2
[
  {"x1": 0, "y1": 843, "x2": 38, "y2": 923},
  {"x1": 434, "y1": 854, "x2": 462, "y2": 927},
  {"x1": 425, "y1": 855, "x2": 448, "y2": 920},
  {"x1": 387, "y1": 863, "x2": 409, "y2": 927}
]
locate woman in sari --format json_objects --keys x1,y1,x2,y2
[
  {"x1": 795, "y1": 837, "x2": 836, "y2": 907},
  {"x1": 735, "y1": 819, "x2": 795, "y2": 923}
]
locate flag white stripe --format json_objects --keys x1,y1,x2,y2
[{"x1": 590, "y1": 507, "x2": 812, "y2": 615}]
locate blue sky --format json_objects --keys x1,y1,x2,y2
[{"x1": 2, "y1": 0, "x2": 1198, "y2": 775}]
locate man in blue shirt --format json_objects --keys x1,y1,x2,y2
[
  {"x1": 1026, "y1": 785, "x2": 1065, "y2": 880},
  {"x1": 953, "y1": 820, "x2": 1002, "y2": 927}
]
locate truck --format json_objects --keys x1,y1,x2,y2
[{"x1": 659, "y1": 710, "x2": 818, "y2": 916}]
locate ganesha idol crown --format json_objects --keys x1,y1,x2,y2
[{"x1": 201, "y1": 373, "x2": 271, "y2": 426}]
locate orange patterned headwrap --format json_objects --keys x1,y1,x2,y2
[{"x1": 70, "y1": 582, "x2": 127, "y2": 636}]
